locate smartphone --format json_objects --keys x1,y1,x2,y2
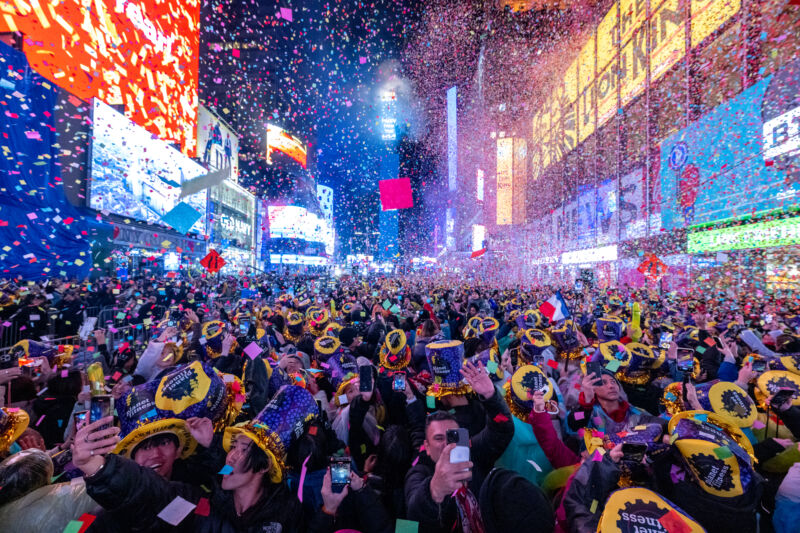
[
  {"x1": 586, "y1": 361, "x2": 604, "y2": 378},
  {"x1": 167, "y1": 319, "x2": 177, "y2": 328},
  {"x1": 621, "y1": 442, "x2": 648, "y2": 463},
  {"x1": 392, "y1": 372, "x2": 406, "y2": 392},
  {"x1": 659, "y1": 332, "x2": 673, "y2": 350},
  {"x1": 446, "y1": 428, "x2": 470, "y2": 463},
  {"x1": 752, "y1": 359, "x2": 767, "y2": 373},
  {"x1": 330, "y1": 457, "x2": 351, "y2": 492},
  {"x1": 676, "y1": 349, "x2": 695, "y2": 372},
  {"x1": 239, "y1": 320, "x2": 250, "y2": 336},
  {"x1": 89, "y1": 395, "x2": 113, "y2": 430},
  {"x1": 713, "y1": 336, "x2": 725, "y2": 350},
  {"x1": 771, "y1": 388, "x2": 796, "y2": 407},
  {"x1": 73, "y1": 410, "x2": 88, "y2": 430},
  {"x1": 358, "y1": 365, "x2": 373, "y2": 393}
]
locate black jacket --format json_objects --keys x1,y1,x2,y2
[
  {"x1": 776, "y1": 405, "x2": 800, "y2": 440},
  {"x1": 403, "y1": 389, "x2": 515, "y2": 533},
  {"x1": 86, "y1": 454, "x2": 304, "y2": 533}
]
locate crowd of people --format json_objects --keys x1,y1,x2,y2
[{"x1": 0, "y1": 273, "x2": 798, "y2": 532}]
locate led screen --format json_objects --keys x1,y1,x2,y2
[
  {"x1": 89, "y1": 99, "x2": 208, "y2": 234},
  {"x1": 0, "y1": 0, "x2": 201, "y2": 155},
  {"x1": 198, "y1": 106, "x2": 239, "y2": 179},
  {"x1": 266, "y1": 124, "x2": 307, "y2": 168}
]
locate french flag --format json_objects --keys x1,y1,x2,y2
[{"x1": 539, "y1": 291, "x2": 571, "y2": 322}]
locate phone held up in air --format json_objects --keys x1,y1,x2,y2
[
  {"x1": 446, "y1": 428, "x2": 470, "y2": 464},
  {"x1": 89, "y1": 395, "x2": 114, "y2": 430},
  {"x1": 330, "y1": 456, "x2": 351, "y2": 492},
  {"x1": 358, "y1": 365, "x2": 373, "y2": 393},
  {"x1": 621, "y1": 442, "x2": 648, "y2": 463},
  {"x1": 392, "y1": 371, "x2": 406, "y2": 392}
]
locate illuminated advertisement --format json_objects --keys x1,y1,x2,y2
[
  {"x1": 266, "y1": 205, "x2": 333, "y2": 254},
  {"x1": 766, "y1": 248, "x2": 800, "y2": 290},
  {"x1": 472, "y1": 224, "x2": 485, "y2": 252},
  {"x1": 596, "y1": 179, "x2": 618, "y2": 245},
  {"x1": 447, "y1": 86, "x2": 458, "y2": 192},
  {"x1": 687, "y1": 217, "x2": 800, "y2": 253},
  {"x1": 0, "y1": 0, "x2": 201, "y2": 155},
  {"x1": 477, "y1": 169, "x2": 485, "y2": 202},
  {"x1": 562, "y1": 244, "x2": 618, "y2": 264},
  {"x1": 512, "y1": 139, "x2": 528, "y2": 224},
  {"x1": 496, "y1": 137, "x2": 513, "y2": 225},
  {"x1": 163, "y1": 252, "x2": 180, "y2": 271},
  {"x1": 89, "y1": 100, "x2": 208, "y2": 234},
  {"x1": 660, "y1": 74, "x2": 799, "y2": 231},
  {"x1": 210, "y1": 180, "x2": 255, "y2": 249},
  {"x1": 532, "y1": 0, "x2": 740, "y2": 166},
  {"x1": 619, "y1": 167, "x2": 646, "y2": 240},
  {"x1": 266, "y1": 124, "x2": 307, "y2": 168},
  {"x1": 198, "y1": 106, "x2": 239, "y2": 180}
]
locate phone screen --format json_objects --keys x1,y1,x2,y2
[
  {"x1": 239, "y1": 320, "x2": 250, "y2": 336},
  {"x1": 358, "y1": 365, "x2": 373, "y2": 393},
  {"x1": 446, "y1": 428, "x2": 470, "y2": 463},
  {"x1": 771, "y1": 388, "x2": 796, "y2": 407},
  {"x1": 73, "y1": 410, "x2": 88, "y2": 430},
  {"x1": 659, "y1": 332, "x2": 673, "y2": 349},
  {"x1": 676, "y1": 349, "x2": 695, "y2": 372},
  {"x1": 392, "y1": 372, "x2": 406, "y2": 392},
  {"x1": 752, "y1": 359, "x2": 767, "y2": 373},
  {"x1": 90, "y1": 395, "x2": 113, "y2": 429},
  {"x1": 330, "y1": 458, "x2": 351, "y2": 490}
]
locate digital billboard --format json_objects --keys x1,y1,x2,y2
[
  {"x1": 198, "y1": 106, "x2": 239, "y2": 181},
  {"x1": 0, "y1": 0, "x2": 201, "y2": 155},
  {"x1": 266, "y1": 124, "x2": 307, "y2": 168},
  {"x1": 89, "y1": 99, "x2": 208, "y2": 234},
  {"x1": 496, "y1": 137, "x2": 513, "y2": 225},
  {"x1": 210, "y1": 180, "x2": 255, "y2": 249},
  {"x1": 660, "y1": 73, "x2": 799, "y2": 230},
  {"x1": 266, "y1": 205, "x2": 333, "y2": 254},
  {"x1": 687, "y1": 217, "x2": 800, "y2": 253}
]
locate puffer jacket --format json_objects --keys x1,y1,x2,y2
[{"x1": 411, "y1": 332, "x2": 444, "y2": 373}]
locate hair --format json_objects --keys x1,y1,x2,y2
[
  {"x1": 286, "y1": 420, "x2": 328, "y2": 472},
  {"x1": 421, "y1": 319, "x2": 438, "y2": 338},
  {"x1": 375, "y1": 425, "x2": 412, "y2": 489},
  {"x1": 425, "y1": 410, "x2": 458, "y2": 433},
  {"x1": 46, "y1": 370, "x2": 82, "y2": 399},
  {"x1": 132, "y1": 433, "x2": 180, "y2": 459},
  {"x1": 242, "y1": 440, "x2": 272, "y2": 476},
  {"x1": 9, "y1": 376, "x2": 36, "y2": 404}
]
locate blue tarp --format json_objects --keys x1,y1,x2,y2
[{"x1": 0, "y1": 42, "x2": 98, "y2": 279}]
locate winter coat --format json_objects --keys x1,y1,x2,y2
[
  {"x1": 403, "y1": 389, "x2": 515, "y2": 533},
  {"x1": 85, "y1": 454, "x2": 305, "y2": 533}
]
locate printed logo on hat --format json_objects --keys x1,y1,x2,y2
[
  {"x1": 598, "y1": 488, "x2": 706, "y2": 533},
  {"x1": 155, "y1": 361, "x2": 213, "y2": 415}
]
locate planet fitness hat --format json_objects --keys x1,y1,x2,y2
[
  {"x1": 755, "y1": 370, "x2": 800, "y2": 408},
  {"x1": 314, "y1": 335, "x2": 342, "y2": 362},
  {"x1": 504, "y1": 365, "x2": 553, "y2": 421},
  {"x1": 115, "y1": 361, "x2": 239, "y2": 459},
  {"x1": 224, "y1": 385, "x2": 319, "y2": 483},
  {"x1": 426, "y1": 340, "x2": 471, "y2": 398},
  {"x1": 597, "y1": 488, "x2": 706, "y2": 533},
  {"x1": 0, "y1": 407, "x2": 29, "y2": 454},
  {"x1": 669, "y1": 410, "x2": 756, "y2": 498}
]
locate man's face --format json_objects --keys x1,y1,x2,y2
[
  {"x1": 133, "y1": 437, "x2": 181, "y2": 479},
  {"x1": 424, "y1": 419, "x2": 460, "y2": 463},
  {"x1": 221, "y1": 435, "x2": 264, "y2": 490},
  {"x1": 595, "y1": 374, "x2": 620, "y2": 402},
  {"x1": 284, "y1": 356, "x2": 302, "y2": 374}
]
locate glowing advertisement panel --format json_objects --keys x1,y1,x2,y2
[
  {"x1": 89, "y1": 100, "x2": 208, "y2": 234},
  {"x1": 0, "y1": 0, "x2": 201, "y2": 155},
  {"x1": 472, "y1": 224, "x2": 485, "y2": 252},
  {"x1": 687, "y1": 217, "x2": 800, "y2": 253},
  {"x1": 496, "y1": 138, "x2": 513, "y2": 225},
  {"x1": 266, "y1": 124, "x2": 307, "y2": 168},
  {"x1": 198, "y1": 106, "x2": 239, "y2": 180},
  {"x1": 660, "y1": 74, "x2": 799, "y2": 231},
  {"x1": 561, "y1": 244, "x2": 618, "y2": 264},
  {"x1": 266, "y1": 205, "x2": 331, "y2": 253}
]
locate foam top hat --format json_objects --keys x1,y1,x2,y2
[
  {"x1": 550, "y1": 320, "x2": 583, "y2": 360},
  {"x1": 202, "y1": 320, "x2": 227, "y2": 359},
  {"x1": 504, "y1": 365, "x2": 552, "y2": 421},
  {"x1": 596, "y1": 315, "x2": 626, "y2": 342},
  {"x1": 516, "y1": 310, "x2": 542, "y2": 330},
  {"x1": 0, "y1": 407, "x2": 29, "y2": 454},
  {"x1": 284, "y1": 311, "x2": 305, "y2": 342},
  {"x1": 115, "y1": 361, "x2": 236, "y2": 459},
  {"x1": 314, "y1": 335, "x2": 342, "y2": 362},
  {"x1": 479, "y1": 317, "x2": 500, "y2": 344},
  {"x1": 224, "y1": 385, "x2": 319, "y2": 484},
  {"x1": 599, "y1": 340, "x2": 633, "y2": 367},
  {"x1": 324, "y1": 322, "x2": 342, "y2": 337},
  {"x1": 696, "y1": 380, "x2": 757, "y2": 427},
  {"x1": 326, "y1": 351, "x2": 359, "y2": 406},
  {"x1": 9, "y1": 340, "x2": 57, "y2": 367},
  {"x1": 597, "y1": 488, "x2": 706, "y2": 533},
  {"x1": 380, "y1": 329, "x2": 412, "y2": 371},
  {"x1": 463, "y1": 316, "x2": 484, "y2": 340},
  {"x1": 669, "y1": 410, "x2": 756, "y2": 498},
  {"x1": 769, "y1": 353, "x2": 800, "y2": 376},
  {"x1": 756, "y1": 370, "x2": 800, "y2": 407},
  {"x1": 426, "y1": 340, "x2": 471, "y2": 398},
  {"x1": 605, "y1": 423, "x2": 664, "y2": 448},
  {"x1": 615, "y1": 342, "x2": 663, "y2": 385},
  {"x1": 308, "y1": 309, "x2": 330, "y2": 337}
]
